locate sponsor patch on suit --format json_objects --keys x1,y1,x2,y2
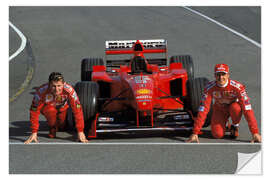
[{"x1": 45, "y1": 94, "x2": 54, "y2": 103}]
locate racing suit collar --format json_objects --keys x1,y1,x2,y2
[{"x1": 217, "y1": 79, "x2": 229, "y2": 88}]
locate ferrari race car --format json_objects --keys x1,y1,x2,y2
[{"x1": 68, "y1": 39, "x2": 212, "y2": 138}]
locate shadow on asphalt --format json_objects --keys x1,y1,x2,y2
[
  {"x1": 94, "y1": 130, "x2": 193, "y2": 142},
  {"x1": 9, "y1": 121, "x2": 76, "y2": 142},
  {"x1": 9, "y1": 121, "x2": 251, "y2": 143},
  {"x1": 9, "y1": 120, "x2": 192, "y2": 142},
  {"x1": 196, "y1": 130, "x2": 251, "y2": 143}
]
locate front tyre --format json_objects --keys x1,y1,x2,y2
[
  {"x1": 187, "y1": 77, "x2": 212, "y2": 127},
  {"x1": 75, "y1": 81, "x2": 99, "y2": 132}
]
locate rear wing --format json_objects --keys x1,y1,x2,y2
[
  {"x1": 105, "y1": 39, "x2": 167, "y2": 55},
  {"x1": 106, "y1": 58, "x2": 167, "y2": 67}
]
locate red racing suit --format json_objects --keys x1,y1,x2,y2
[
  {"x1": 29, "y1": 82, "x2": 84, "y2": 133},
  {"x1": 193, "y1": 79, "x2": 259, "y2": 138}
]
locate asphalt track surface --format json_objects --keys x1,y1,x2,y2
[{"x1": 9, "y1": 7, "x2": 261, "y2": 174}]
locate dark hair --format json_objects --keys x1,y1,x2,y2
[{"x1": 48, "y1": 72, "x2": 64, "y2": 82}]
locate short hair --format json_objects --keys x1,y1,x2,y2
[{"x1": 48, "y1": 72, "x2": 64, "y2": 82}]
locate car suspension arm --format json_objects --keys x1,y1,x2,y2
[
  {"x1": 155, "y1": 87, "x2": 184, "y2": 105},
  {"x1": 101, "y1": 88, "x2": 131, "y2": 109}
]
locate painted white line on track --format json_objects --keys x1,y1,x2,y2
[
  {"x1": 183, "y1": 7, "x2": 261, "y2": 48},
  {"x1": 9, "y1": 21, "x2": 27, "y2": 61},
  {"x1": 9, "y1": 142, "x2": 261, "y2": 145}
]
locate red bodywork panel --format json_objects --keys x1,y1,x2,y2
[{"x1": 92, "y1": 65, "x2": 188, "y2": 112}]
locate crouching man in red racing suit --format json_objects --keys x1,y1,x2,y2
[
  {"x1": 186, "y1": 64, "x2": 261, "y2": 143},
  {"x1": 24, "y1": 72, "x2": 88, "y2": 144}
]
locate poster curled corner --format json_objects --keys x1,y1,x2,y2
[{"x1": 235, "y1": 150, "x2": 262, "y2": 174}]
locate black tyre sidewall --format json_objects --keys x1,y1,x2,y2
[
  {"x1": 81, "y1": 58, "x2": 104, "y2": 81},
  {"x1": 170, "y1": 55, "x2": 194, "y2": 80},
  {"x1": 75, "y1": 81, "x2": 99, "y2": 130},
  {"x1": 187, "y1": 77, "x2": 212, "y2": 127}
]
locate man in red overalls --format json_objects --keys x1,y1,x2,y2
[
  {"x1": 186, "y1": 64, "x2": 261, "y2": 143},
  {"x1": 24, "y1": 72, "x2": 88, "y2": 143}
]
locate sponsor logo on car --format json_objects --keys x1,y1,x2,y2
[
  {"x1": 134, "y1": 76, "x2": 151, "y2": 84},
  {"x1": 174, "y1": 114, "x2": 190, "y2": 120},
  {"x1": 136, "y1": 89, "x2": 151, "y2": 94},
  {"x1": 136, "y1": 95, "x2": 152, "y2": 99},
  {"x1": 98, "y1": 117, "x2": 114, "y2": 122}
]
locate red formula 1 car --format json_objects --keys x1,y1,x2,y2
[{"x1": 68, "y1": 39, "x2": 212, "y2": 138}]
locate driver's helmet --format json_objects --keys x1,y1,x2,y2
[{"x1": 131, "y1": 54, "x2": 147, "y2": 73}]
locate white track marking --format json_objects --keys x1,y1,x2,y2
[
  {"x1": 183, "y1": 7, "x2": 261, "y2": 48},
  {"x1": 9, "y1": 21, "x2": 27, "y2": 61},
  {"x1": 9, "y1": 142, "x2": 261, "y2": 145}
]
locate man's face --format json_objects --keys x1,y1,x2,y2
[
  {"x1": 49, "y1": 80, "x2": 64, "y2": 96},
  {"x1": 215, "y1": 72, "x2": 229, "y2": 86}
]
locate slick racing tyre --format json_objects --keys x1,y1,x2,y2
[
  {"x1": 187, "y1": 77, "x2": 212, "y2": 127},
  {"x1": 170, "y1": 55, "x2": 194, "y2": 80},
  {"x1": 75, "y1": 81, "x2": 99, "y2": 130},
  {"x1": 81, "y1": 58, "x2": 104, "y2": 81}
]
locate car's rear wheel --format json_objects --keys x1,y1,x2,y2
[
  {"x1": 81, "y1": 58, "x2": 104, "y2": 81},
  {"x1": 170, "y1": 55, "x2": 194, "y2": 80},
  {"x1": 75, "y1": 81, "x2": 99, "y2": 132},
  {"x1": 187, "y1": 77, "x2": 212, "y2": 127}
]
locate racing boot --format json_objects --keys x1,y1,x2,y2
[
  {"x1": 230, "y1": 124, "x2": 239, "y2": 139},
  {"x1": 48, "y1": 127, "x2": 57, "y2": 138}
]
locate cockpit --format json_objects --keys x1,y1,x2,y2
[{"x1": 130, "y1": 56, "x2": 148, "y2": 74}]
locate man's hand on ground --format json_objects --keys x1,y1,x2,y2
[
  {"x1": 24, "y1": 133, "x2": 39, "y2": 144},
  {"x1": 251, "y1": 133, "x2": 261, "y2": 143},
  {"x1": 186, "y1": 134, "x2": 200, "y2": 143},
  {"x1": 78, "y1": 132, "x2": 88, "y2": 143}
]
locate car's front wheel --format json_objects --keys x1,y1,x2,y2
[
  {"x1": 187, "y1": 77, "x2": 212, "y2": 127},
  {"x1": 75, "y1": 81, "x2": 99, "y2": 134}
]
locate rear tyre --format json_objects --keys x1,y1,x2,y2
[
  {"x1": 170, "y1": 55, "x2": 194, "y2": 80},
  {"x1": 81, "y1": 58, "x2": 104, "y2": 81},
  {"x1": 187, "y1": 77, "x2": 212, "y2": 127},
  {"x1": 75, "y1": 82, "x2": 99, "y2": 131}
]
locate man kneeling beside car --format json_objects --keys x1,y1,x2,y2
[{"x1": 24, "y1": 72, "x2": 88, "y2": 144}]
